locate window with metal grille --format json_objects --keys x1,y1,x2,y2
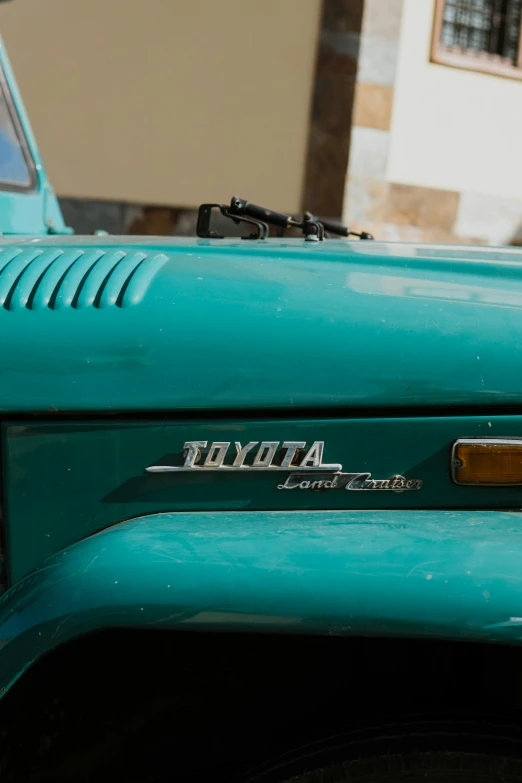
[{"x1": 432, "y1": 0, "x2": 522, "y2": 78}]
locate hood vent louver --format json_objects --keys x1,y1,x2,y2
[{"x1": 0, "y1": 247, "x2": 168, "y2": 310}]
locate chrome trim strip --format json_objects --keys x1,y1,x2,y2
[{"x1": 146, "y1": 464, "x2": 343, "y2": 473}]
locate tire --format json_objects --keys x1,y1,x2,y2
[{"x1": 239, "y1": 715, "x2": 522, "y2": 783}]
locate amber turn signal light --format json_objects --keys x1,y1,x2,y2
[{"x1": 452, "y1": 438, "x2": 522, "y2": 485}]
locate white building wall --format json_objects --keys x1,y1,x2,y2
[
  {"x1": 344, "y1": 0, "x2": 522, "y2": 245},
  {"x1": 387, "y1": 0, "x2": 522, "y2": 202}
]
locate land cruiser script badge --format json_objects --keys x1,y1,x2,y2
[{"x1": 146, "y1": 441, "x2": 423, "y2": 492}]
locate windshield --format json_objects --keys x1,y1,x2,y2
[{"x1": 0, "y1": 69, "x2": 32, "y2": 188}]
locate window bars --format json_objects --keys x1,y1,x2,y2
[{"x1": 433, "y1": 0, "x2": 522, "y2": 76}]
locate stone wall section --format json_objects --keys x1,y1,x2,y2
[{"x1": 301, "y1": 0, "x2": 365, "y2": 219}]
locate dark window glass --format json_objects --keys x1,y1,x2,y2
[
  {"x1": 441, "y1": 0, "x2": 522, "y2": 64},
  {"x1": 0, "y1": 79, "x2": 31, "y2": 188}
]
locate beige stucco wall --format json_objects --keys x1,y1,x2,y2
[{"x1": 0, "y1": 0, "x2": 320, "y2": 212}]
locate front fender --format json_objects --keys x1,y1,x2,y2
[{"x1": 1, "y1": 510, "x2": 522, "y2": 696}]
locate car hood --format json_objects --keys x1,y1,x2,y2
[{"x1": 0, "y1": 235, "x2": 521, "y2": 413}]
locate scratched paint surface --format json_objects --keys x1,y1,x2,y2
[
  {"x1": 1, "y1": 237, "x2": 522, "y2": 412},
  {"x1": 1, "y1": 509, "x2": 522, "y2": 697}
]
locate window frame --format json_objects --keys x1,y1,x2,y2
[
  {"x1": 431, "y1": 0, "x2": 522, "y2": 81},
  {"x1": 0, "y1": 62, "x2": 37, "y2": 193}
]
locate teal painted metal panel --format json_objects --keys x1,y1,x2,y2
[
  {"x1": 5, "y1": 415, "x2": 522, "y2": 583},
  {"x1": 1, "y1": 509, "x2": 522, "y2": 698},
  {"x1": 0, "y1": 237, "x2": 522, "y2": 412}
]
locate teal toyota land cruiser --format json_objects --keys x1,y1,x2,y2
[{"x1": 4, "y1": 20, "x2": 522, "y2": 783}]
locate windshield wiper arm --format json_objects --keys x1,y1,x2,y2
[
  {"x1": 196, "y1": 197, "x2": 375, "y2": 241},
  {"x1": 304, "y1": 212, "x2": 374, "y2": 240}
]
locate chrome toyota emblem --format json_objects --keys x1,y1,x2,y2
[{"x1": 146, "y1": 441, "x2": 423, "y2": 492}]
